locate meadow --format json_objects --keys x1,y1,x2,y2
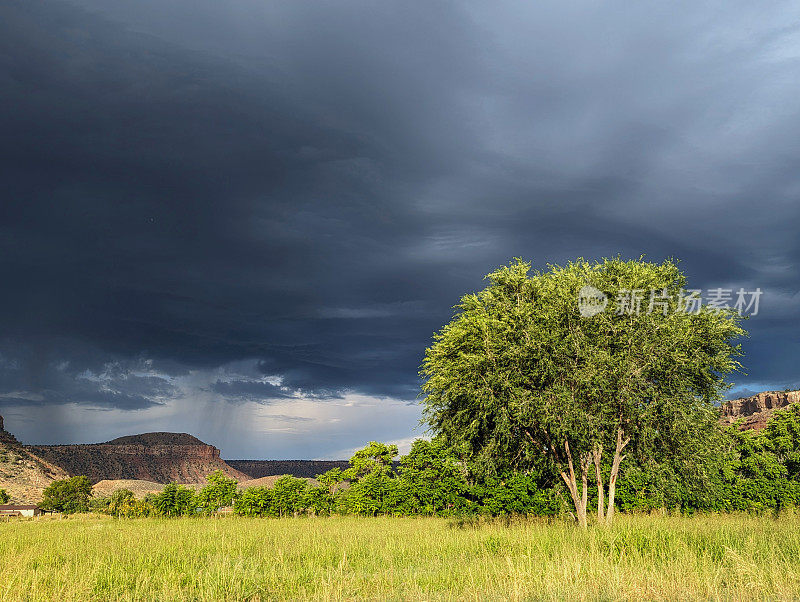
[{"x1": 2, "y1": 514, "x2": 800, "y2": 601}]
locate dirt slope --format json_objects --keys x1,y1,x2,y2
[{"x1": 0, "y1": 417, "x2": 70, "y2": 504}]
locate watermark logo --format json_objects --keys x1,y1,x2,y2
[
  {"x1": 577, "y1": 285, "x2": 609, "y2": 317},
  {"x1": 577, "y1": 286, "x2": 763, "y2": 317}
]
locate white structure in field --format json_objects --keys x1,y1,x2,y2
[{"x1": 0, "y1": 505, "x2": 44, "y2": 517}]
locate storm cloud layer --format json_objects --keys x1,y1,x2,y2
[{"x1": 1, "y1": 0, "x2": 799, "y2": 457}]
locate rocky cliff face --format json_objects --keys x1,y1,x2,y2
[
  {"x1": 0, "y1": 415, "x2": 71, "y2": 503},
  {"x1": 720, "y1": 390, "x2": 800, "y2": 430},
  {"x1": 27, "y1": 433, "x2": 248, "y2": 484}
]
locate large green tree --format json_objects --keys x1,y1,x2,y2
[
  {"x1": 41, "y1": 475, "x2": 93, "y2": 514},
  {"x1": 420, "y1": 258, "x2": 745, "y2": 527}
]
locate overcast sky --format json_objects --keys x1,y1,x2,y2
[{"x1": 1, "y1": 0, "x2": 799, "y2": 458}]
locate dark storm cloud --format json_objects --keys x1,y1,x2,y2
[
  {"x1": 1, "y1": 0, "x2": 800, "y2": 430},
  {"x1": 0, "y1": 343, "x2": 176, "y2": 409}
]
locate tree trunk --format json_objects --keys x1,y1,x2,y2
[
  {"x1": 580, "y1": 452, "x2": 590, "y2": 524},
  {"x1": 592, "y1": 444, "x2": 605, "y2": 523},
  {"x1": 559, "y1": 441, "x2": 590, "y2": 529},
  {"x1": 605, "y1": 427, "x2": 630, "y2": 527}
]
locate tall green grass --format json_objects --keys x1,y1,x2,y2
[{"x1": 2, "y1": 513, "x2": 800, "y2": 600}]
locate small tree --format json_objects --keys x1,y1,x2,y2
[
  {"x1": 397, "y1": 438, "x2": 468, "y2": 515},
  {"x1": 152, "y1": 483, "x2": 197, "y2": 517},
  {"x1": 41, "y1": 476, "x2": 93, "y2": 513},
  {"x1": 340, "y1": 442, "x2": 401, "y2": 516},
  {"x1": 0, "y1": 488, "x2": 9, "y2": 504},
  {"x1": 421, "y1": 258, "x2": 745, "y2": 527},
  {"x1": 197, "y1": 470, "x2": 238, "y2": 514},
  {"x1": 234, "y1": 486, "x2": 275, "y2": 517},
  {"x1": 343, "y1": 441, "x2": 398, "y2": 480},
  {"x1": 317, "y1": 467, "x2": 345, "y2": 496},
  {"x1": 271, "y1": 475, "x2": 309, "y2": 517}
]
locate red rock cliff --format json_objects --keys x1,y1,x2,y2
[{"x1": 720, "y1": 390, "x2": 800, "y2": 430}]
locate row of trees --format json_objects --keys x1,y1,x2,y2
[
  {"x1": 36, "y1": 401, "x2": 800, "y2": 519},
  {"x1": 234, "y1": 440, "x2": 561, "y2": 518},
  {"x1": 233, "y1": 406, "x2": 800, "y2": 518},
  {"x1": 39, "y1": 471, "x2": 238, "y2": 517}
]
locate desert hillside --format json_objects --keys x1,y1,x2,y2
[{"x1": 0, "y1": 415, "x2": 70, "y2": 503}]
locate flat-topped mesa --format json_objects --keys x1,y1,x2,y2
[
  {"x1": 27, "y1": 432, "x2": 246, "y2": 484},
  {"x1": 720, "y1": 390, "x2": 800, "y2": 430},
  {"x1": 103, "y1": 432, "x2": 206, "y2": 446}
]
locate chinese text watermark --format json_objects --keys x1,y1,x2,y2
[{"x1": 578, "y1": 286, "x2": 762, "y2": 318}]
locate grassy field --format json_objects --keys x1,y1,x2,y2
[{"x1": 2, "y1": 514, "x2": 800, "y2": 601}]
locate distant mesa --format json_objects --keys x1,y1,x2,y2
[
  {"x1": 102, "y1": 432, "x2": 206, "y2": 446},
  {"x1": 27, "y1": 431, "x2": 247, "y2": 484},
  {"x1": 228, "y1": 460, "x2": 350, "y2": 480}
]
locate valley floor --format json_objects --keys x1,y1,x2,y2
[{"x1": 1, "y1": 514, "x2": 800, "y2": 600}]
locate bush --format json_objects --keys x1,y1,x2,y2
[
  {"x1": 93, "y1": 489, "x2": 155, "y2": 518},
  {"x1": 88, "y1": 403, "x2": 800, "y2": 520},
  {"x1": 0, "y1": 488, "x2": 9, "y2": 504}
]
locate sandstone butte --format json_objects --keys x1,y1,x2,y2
[{"x1": 26, "y1": 432, "x2": 248, "y2": 484}]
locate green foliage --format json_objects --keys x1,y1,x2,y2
[
  {"x1": 0, "y1": 488, "x2": 9, "y2": 504},
  {"x1": 234, "y1": 476, "x2": 313, "y2": 517},
  {"x1": 151, "y1": 483, "x2": 197, "y2": 517},
  {"x1": 97, "y1": 406, "x2": 800, "y2": 521},
  {"x1": 343, "y1": 441, "x2": 398, "y2": 480},
  {"x1": 271, "y1": 475, "x2": 310, "y2": 516},
  {"x1": 197, "y1": 470, "x2": 238, "y2": 514},
  {"x1": 234, "y1": 486, "x2": 276, "y2": 517},
  {"x1": 339, "y1": 442, "x2": 402, "y2": 516},
  {"x1": 41, "y1": 476, "x2": 93, "y2": 513},
  {"x1": 611, "y1": 405, "x2": 800, "y2": 514},
  {"x1": 396, "y1": 438, "x2": 469, "y2": 515},
  {"x1": 233, "y1": 440, "x2": 560, "y2": 519}
]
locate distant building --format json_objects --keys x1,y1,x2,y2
[{"x1": 0, "y1": 505, "x2": 45, "y2": 517}]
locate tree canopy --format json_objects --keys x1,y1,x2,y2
[
  {"x1": 41, "y1": 475, "x2": 93, "y2": 514},
  {"x1": 420, "y1": 257, "x2": 746, "y2": 527}
]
